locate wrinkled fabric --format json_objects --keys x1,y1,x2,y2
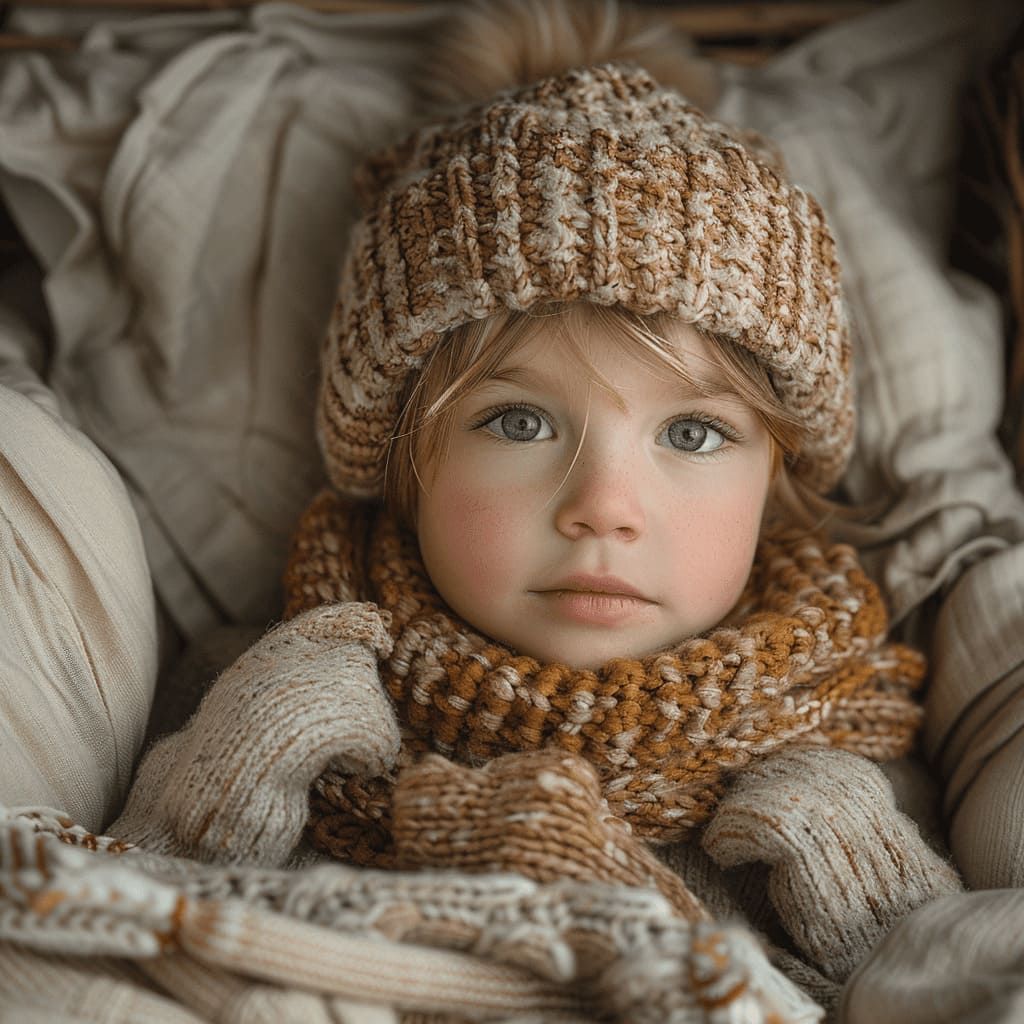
[
  {"x1": 0, "y1": 4, "x2": 430, "y2": 641},
  {"x1": 714, "y1": 0, "x2": 1024, "y2": 628},
  {"x1": 843, "y1": 889, "x2": 1024, "y2": 1023},
  {"x1": 0, "y1": 377, "x2": 156, "y2": 830}
]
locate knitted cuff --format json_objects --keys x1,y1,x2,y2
[
  {"x1": 701, "y1": 748, "x2": 962, "y2": 981},
  {"x1": 392, "y1": 748, "x2": 709, "y2": 922},
  {"x1": 112, "y1": 602, "x2": 399, "y2": 866}
]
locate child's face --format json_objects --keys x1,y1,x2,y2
[{"x1": 416, "y1": 316, "x2": 774, "y2": 669}]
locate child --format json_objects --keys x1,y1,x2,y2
[
  {"x1": 116, "y1": 60, "x2": 960, "y2": 1012},
  {"x1": 309, "y1": 63, "x2": 855, "y2": 675},
  {"x1": 300, "y1": 51, "x2": 959, "y2": 947}
]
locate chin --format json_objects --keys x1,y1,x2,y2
[{"x1": 520, "y1": 635, "x2": 671, "y2": 671}]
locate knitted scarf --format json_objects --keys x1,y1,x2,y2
[{"x1": 284, "y1": 489, "x2": 925, "y2": 871}]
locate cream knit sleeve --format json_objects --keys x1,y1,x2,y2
[
  {"x1": 701, "y1": 747, "x2": 962, "y2": 982},
  {"x1": 112, "y1": 602, "x2": 399, "y2": 866}
]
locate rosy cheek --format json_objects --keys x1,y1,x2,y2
[
  {"x1": 665, "y1": 488, "x2": 763, "y2": 598},
  {"x1": 431, "y1": 479, "x2": 525, "y2": 603},
  {"x1": 709, "y1": 507, "x2": 762, "y2": 591}
]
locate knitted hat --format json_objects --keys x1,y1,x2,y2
[{"x1": 318, "y1": 63, "x2": 854, "y2": 496}]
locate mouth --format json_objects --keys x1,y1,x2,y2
[
  {"x1": 536, "y1": 573, "x2": 653, "y2": 602},
  {"x1": 530, "y1": 574, "x2": 656, "y2": 626}
]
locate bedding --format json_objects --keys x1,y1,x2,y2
[
  {"x1": 952, "y1": 18, "x2": 1024, "y2": 482},
  {"x1": 2, "y1": 0, "x2": 1024, "y2": 1020}
]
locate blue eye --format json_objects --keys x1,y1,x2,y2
[
  {"x1": 482, "y1": 406, "x2": 554, "y2": 442},
  {"x1": 661, "y1": 417, "x2": 728, "y2": 453}
]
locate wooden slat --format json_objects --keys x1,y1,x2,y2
[
  {"x1": 0, "y1": 1, "x2": 883, "y2": 51},
  {"x1": 699, "y1": 44, "x2": 781, "y2": 66},
  {"x1": 0, "y1": 33, "x2": 76, "y2": 49},
  {"x1": 665, "y1": 2, "x2": 879, "y2": 37},
  {"x1": 4, "y1": 0, "x2": 424, "y2": 9}
]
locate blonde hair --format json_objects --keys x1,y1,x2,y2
[{"x1": 384, "y1": 303, "x2": 838, "y2": 532}]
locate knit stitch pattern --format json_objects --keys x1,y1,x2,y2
[
  {"x1": 1, "y1": 807, "x2": 824, "y2": 1024},
  {"x1": 702, "y1": 748, "x2": 962, "y2": 980},
  {"x1": 318, "y1": 63, "x2": 854, "y2": 498},
  {"x1": 392, "y1": 749, "x2": 710, "y2": 921}
]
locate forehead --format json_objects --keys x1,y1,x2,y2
[{"x1": 483, "y1": 307, "x2": 737, "y2": 398}]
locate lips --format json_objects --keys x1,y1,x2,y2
[
  {"x1": 540, "y1": 573, "x2": 653, "y2": 602},
  {"x1": 529, "y1": 573, "x2": 657, "y2": 627}
]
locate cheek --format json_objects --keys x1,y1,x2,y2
[
  {"x1": 663, "y1": 469, "x2": 769, "y2": 598},
  {"x1": 450, "y1": 488, "x2": 517, "y2": 571},
  {"x1": 419, "y1": 474, "x2": 530, "y2": 607}
]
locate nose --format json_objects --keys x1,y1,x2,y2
[{"x1": 552, "y1": 444, "x2": 646, "y2": 542}]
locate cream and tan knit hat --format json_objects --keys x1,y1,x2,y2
[{"x1": 318, "y1": 63, "x2": 854, "y2": 496}]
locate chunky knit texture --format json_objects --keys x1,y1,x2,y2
[
  {"x1": 56, "y1": 488, "x2": 955, "y2": 1021},
  {"x1": 393, "y1": 748, "x2": 711, "y2": 921},
  {"x1": 2, "y1": 808, "x2": 824, "y2": 1024},
  {"x1": 318, "y1": 63, "x2": 854, "y2": 498},
  {"x1": 282, "y1": 490, "x2": 926, "y2": 863},
  {"x1": 702, "y1": 747, "x2": 962, "y2": 981}
]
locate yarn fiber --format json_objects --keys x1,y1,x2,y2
[{"x1": 318, "y1": 63, "x2": 854, "y2": 498}]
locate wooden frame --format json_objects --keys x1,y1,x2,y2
[{"x1": 0, "y1": 2, "x2": 886, "y2": 59}]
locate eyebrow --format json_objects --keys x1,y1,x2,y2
[
  {"x1": 683, "y1": 374, "x2": 743, "y2": 400},
  {"x1": 481, "y1": 363, "x2": 744, "y2": 401},
  {"x1": 485, "y1": 366, "x2": 548, "y2": 388}
]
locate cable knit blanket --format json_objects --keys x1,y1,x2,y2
[{"x1": 3, "y1": 1, "x2": 1024, "y2": 1022}]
